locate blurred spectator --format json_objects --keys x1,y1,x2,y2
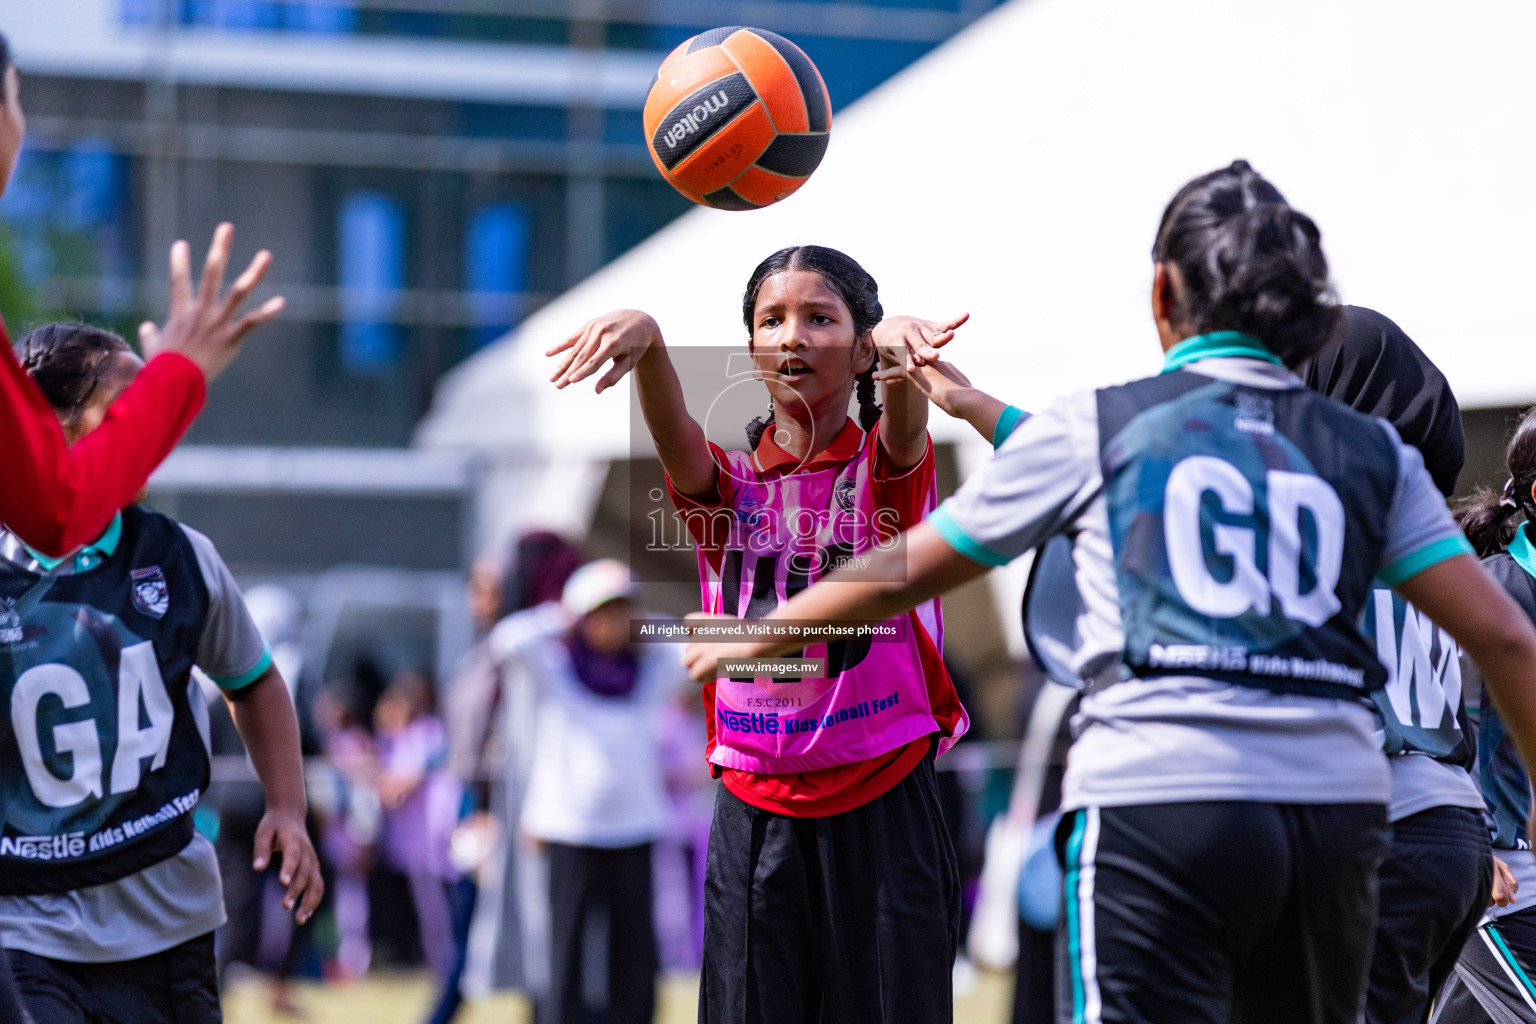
[
  {"x1": 653, "y1": 694, "x2": 712, "y2": 971},
  {"x1": 375, "y1": 670, "x2": 462, "y2": 980},
  {"x1": 461, "y1": 532, "x2": 581, "y2": 1001},
  {"x1": 313, "y1": 686, "x2": 380, "y2": 980},
  {"x1": 492, "y1": 559, "x2": 689, "y2": 1024}
]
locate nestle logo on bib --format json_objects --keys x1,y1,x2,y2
[{"x1": 0, "y1": 832, "x2": 87, "y2": 860}]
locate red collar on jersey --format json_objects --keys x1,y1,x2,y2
[{"x1": 751, "y1": 416, "x2": 865, "y2": 474}]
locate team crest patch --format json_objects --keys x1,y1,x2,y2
[
  {"x1": 834, "y1": 477, "x2": 856, "y2": 512},
  {"x1": 130, "y1": 567, "x2": 170, "y2": 618},
  {"x1": 0, "y1": 598, "x2": 21, "y2": 644}
]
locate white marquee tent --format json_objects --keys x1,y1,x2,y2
[{"x1": 418, "y1": 0, "x2": 1536, "y2": 649}]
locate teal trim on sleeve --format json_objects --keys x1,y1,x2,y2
[
  {"x1": 930, "y1": 506, "x2": 1013, "y2": 568},
  {"x1": 1378, "y1": 535, "x2": 1474, "y2": 588},
  {"x1": 992, "y1": 405, "x2": 1026, "y2": 449},
  {"x1": 210, "y1": 646, "x2": 273, "y2": 692},
  {"x1": 1161, "y1": 331, "x2": 1282, "y2": 373},
  {"x1": 1509, "y1": 522, "x2": 1536, "y2": 583}
]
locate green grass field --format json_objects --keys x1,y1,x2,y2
[{"x1": 223, "y1": 967, "x2": 1014, "y2": 1024}]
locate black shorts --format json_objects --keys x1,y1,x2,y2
[
  {"x1": 1056, "y1": 801, "x2": 1389, "y2": 1024},
  {"x1": 8, "y1": 933, "x2": 220, "y2": 1024},
  {"x1": 1367, "y1": 805, "x2": 1492, "y2": 1024},
  {"x1": 0, "y1": 950, "x2": 24, "y2": 1024},
  {"x1": 699, "y1": 748, "x2": 961, "y2": 1024}
]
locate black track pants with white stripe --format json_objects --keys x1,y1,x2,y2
[
  {"x1": 1432, "y1": 910, "x2": 1536, "y2": 1024},
  {"x1": 1055, "y1": 802, "x2": 1389, "y2": 1024}
]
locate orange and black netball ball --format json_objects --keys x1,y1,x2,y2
[{"x1": 643, "y1": 26, "x2": 832, "y2": 211}]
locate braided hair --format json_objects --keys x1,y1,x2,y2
[
  {"x1": 1455, "y1": 408, "x2": 1536, "y2": 557},
  {"x1": 1153, "y1": 160, "x2": 1338, "y2": 368},
  {"x1": 14, "y1": 322, "x2": 132, "y2": 425},
  {"x1": 741, "y1": 245, "x2": 883, "y2": 449}
]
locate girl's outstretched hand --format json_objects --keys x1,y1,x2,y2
[
  {"x1": 870, "y1": 313, "x2": 968, "y2": 372},
  {"x1": 548, "y1": 309, "x2": 663, "y2": 393},
  {"x1": 139, "y1": 222, "x2": 286, "y2": 383},
  {"x1": 873, "y1": 358, "x2": 977, "y2": 419}
]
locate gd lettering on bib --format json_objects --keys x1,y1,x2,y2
[{"x1": 1096, "y1": 373, "x2": 1397, "y2": 699}]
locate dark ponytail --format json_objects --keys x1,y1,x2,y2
[
  {"x1": 741, "y1": 244, "x2": 884, "y2": 448},
  {"x1": 1152, "y1": 160, "x2": 1337, "y2": 368},
  {"x1": 1455, "y1": 408, "x2": 1536, "y2": 557},
  {"x1": 14, "y1": 322, "x2": 132, "y2": 422}
]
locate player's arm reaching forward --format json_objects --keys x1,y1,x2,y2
[
  {"x1": 548, "y1": 308, "x2": 967, "y2": 497},
  {"x1": 549, "y1": 310, "x2": 719, "y2": 499},
  {"x1": 873, "y1": 353, "x2": 1027, "y2": 449}
]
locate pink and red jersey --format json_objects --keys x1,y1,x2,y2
[{"x1": 668, "y1": 416, "x2": 967, "y2": 817}]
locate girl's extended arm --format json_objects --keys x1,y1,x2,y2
[
  {"x1": 868, "y1": 314, "x2": 968, "y2": 470},
  {"x1": 682, "y1": 521, "x2": 988, "y2": 679},
  {"x1": 224, "y1": 667, "x2": 325, "y2": 923},
  {"x1": 874, "y1": 357, "x2": 1021, "y2": 449},
  {"x1": 1395, "y1": 555, "x2": 1536, "y2": 836},
  {"x1": 548, "y1": 310, "x2": 717, "y2": 500}
]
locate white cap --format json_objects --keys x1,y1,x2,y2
[{"x1": 561, "y1": 558, "x2": 638, "y2": 617}]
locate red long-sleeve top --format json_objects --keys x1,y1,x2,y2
[{"x1": 0, "y1": 316, "x2": 206, "y2": 556}]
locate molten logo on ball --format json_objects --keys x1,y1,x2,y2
[{"x1": 662, "y1": 90, "x2": 731, "y2": 151}]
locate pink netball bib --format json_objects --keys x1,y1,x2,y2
[{"x1": 688, "y1": 436, "x2": 962, "y2": 775}]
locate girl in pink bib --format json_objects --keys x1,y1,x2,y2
[{"x1": 550, "y1": 245, "x2": 970, "y2": 1024}]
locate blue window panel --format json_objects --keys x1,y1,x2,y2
[
  {"x1": 284, "y1": 2, "x2": 357, "y2": 33},
  {"x1": 339, "y1": 192, "x2": 405, "y2": 373},
  {"x1": 64, "y1": 141, "x2": 123, "y2": 230},
  {"x1": 465, "y1": 203, "x2": 530, "y2": 349},
  {"x1": 0, "y1": 144, "x2": 130, "y2": 289},
  {"x1": 183, "y1": 0, "x2": 282, "y2": 29}
]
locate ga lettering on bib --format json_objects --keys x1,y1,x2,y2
[{"x1": 0, "y1": 509, "x2": 211, "y2": 894}]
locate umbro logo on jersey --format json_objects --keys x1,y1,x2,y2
[{"x1": 130, "y1": 566, "x2": 170, "y2": 618}]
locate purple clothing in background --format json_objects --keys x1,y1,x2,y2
[
  {"x1": 566, "y1": 631, "x2": 638, "y2": 698},
  {"x1": 379, "y1": 715, "x2": 461, "y2": 881}
]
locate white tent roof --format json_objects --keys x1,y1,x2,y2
[{"x1": 419, "y1": 0, "x2": 1536, "y2": 462}]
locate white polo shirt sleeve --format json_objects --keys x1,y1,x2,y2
[
  {"x1": 929, "y1": 390, "x2": 1102, "y2": 567},
  {"x1": 179, "y1": 524, "x2": 272, "y2": 691},
  {"x1": 1375, "y1": 422, "x2": 1474, "y2": 587}
]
